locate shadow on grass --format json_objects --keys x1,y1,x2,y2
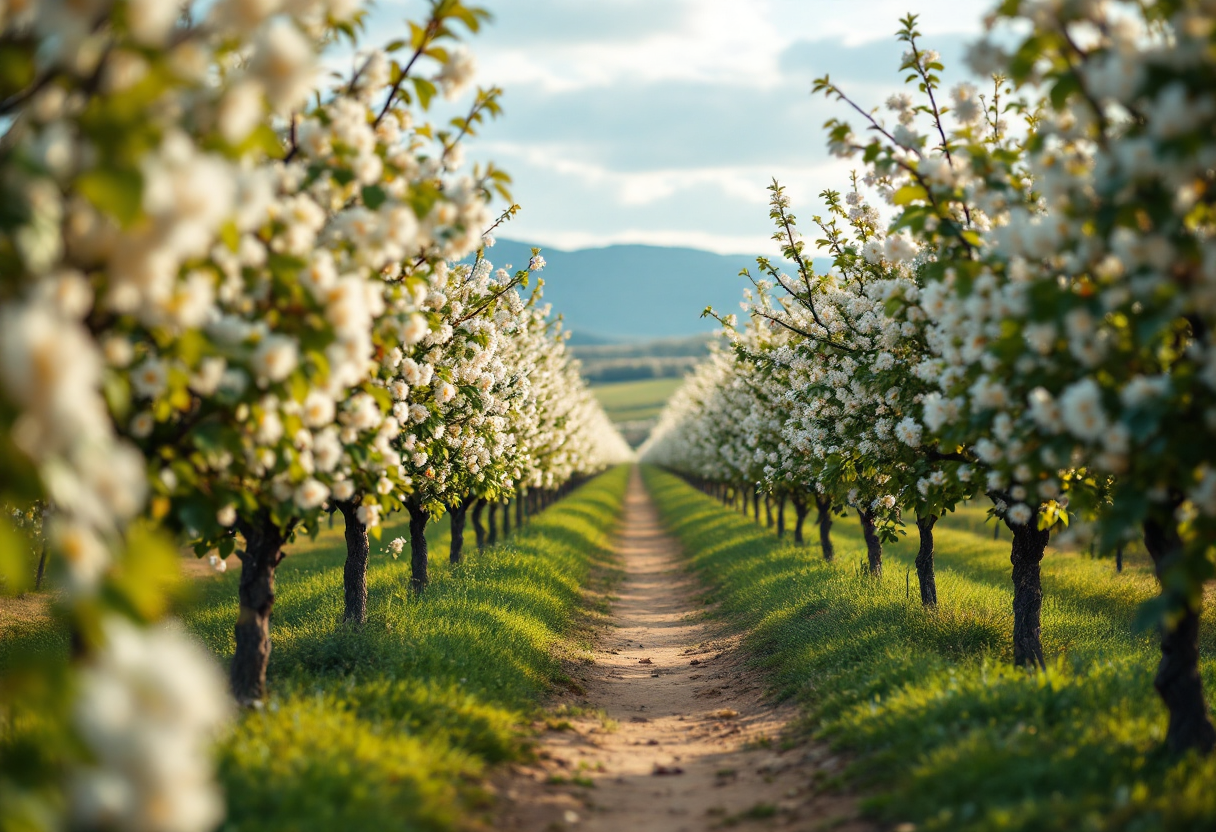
[{"x1": 642, "y1": 465, "x2": 1216, "y2": 832}]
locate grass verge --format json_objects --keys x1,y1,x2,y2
[
  {"x1": 641, "y1": 465, "x2": 1216, "y2": 832},
  {"x1": 3, "y1": 465, "x2": 630, "y2": 832}
]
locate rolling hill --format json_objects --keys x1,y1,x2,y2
[{"x1": 482, "y1": 238, "x2": 824, "y2": 341}]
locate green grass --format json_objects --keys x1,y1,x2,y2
[
  {"x1": 590, "y1": 377, "x2": 684, "y2": 423},
  {"x1": 3, "y1": 466, "x2": 630, "y2": 832},
  {"x1": 641, "y1": 465, "x2": 1216, "y2": 832}
]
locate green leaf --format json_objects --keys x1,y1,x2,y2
[
  {"x1": 1049, "y1": 72, "x2": 1080, "y2": 110},
  {"x1": 413, "y1": 77, "x2": 438, "y2": 110},
  {"x1": 893, "y1": 184, "x2": 928, "y2": 205},
  {"x1": 361, "y1": 184, "x2": 387, "y2": 210},
  {"x1": 241, "y1": 123, "x2": 285, "y2": 159},
  {"x1": 219, "y1": 220, "x2": 241, "y2": 253},
  {"x1": 103, "y1": 371, "x2": 133, "y2": 423},
  {"x1": 77, "y1": 168, "x2": 144, "y2": 227}
]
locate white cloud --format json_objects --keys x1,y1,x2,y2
[
  {"x1": 367, "y1": 0, "x2": 986, "y2": 251},
  {"x1": 478, "y1": 140, "x2": 849, "y2": 206}
]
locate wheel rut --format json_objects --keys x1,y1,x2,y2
[{"x1": 496, "y1": 467, "x2": 870, "y2": 831}]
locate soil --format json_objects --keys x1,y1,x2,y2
[{"x1": 494, "y1": 468, "x2": 872, "y2": 831}]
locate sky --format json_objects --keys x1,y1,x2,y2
[{"x1": 365, "y1": 1, "x2": 986, "y2": 255}]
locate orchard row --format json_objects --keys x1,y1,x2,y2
[
  {"x1": 0, "y1": 3, "x2": 628, "y2": 831},
  {"x1": 643, "y1": 2, "x2": 1216, "y2": 756}
]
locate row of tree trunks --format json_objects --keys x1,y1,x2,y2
[
  {"x1": 671, "y1": 467, "x2": 1215, "y2": 755},
  {"x1": 226, "y1": 478, "x2": 592, "y2": 707}
]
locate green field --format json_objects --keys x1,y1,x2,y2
[
  {"x1": 642, "y1": 465, "x2": 1216, "y2": 832},
  {"x1": 590, "y1": 377, "x2": 684, "y2": 423}
]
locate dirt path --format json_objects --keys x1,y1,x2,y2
[{"x1": 496, "y1": 468, "x2": 870, "y2": 831}]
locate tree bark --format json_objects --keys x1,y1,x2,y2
[
  {"x1": 501, "y1": 499, "x2": 511, "y2": 536},
  {"x1": 1007, "y1": 517, "x2": 1050, "y2": 669},
  {"x1": 792, "y1": 496, "x2": 808, "y2": 546},
  {"x1": 447, "y1": 500, "x2": 469, "y2": 565},
  {"x1": 231, "y1": 513, "x2": 290, "y2": 705},
  {"x1": 752, "y1": 488, "x2": 761, "y2": 523},
  {"x1": 815, "y1": 495, "x2": 834, "y2": 562},
  {"x1": 471, "y1": 498, "x2": 486, "y2": 549},
  {"x1": 34, "y1": 537, "x2": 48, "y2": 591},
  {"x1": 858, "y1": 509, "x2": 882, "y2": 577},
  {"x1": 33, "y1": 504, "x2": 49, "y2": 590},
  {"x1": 765, "y1": 495, "x2": 773, "y2": 528},
  {"x1": 335, "y1": 500, "x2": 369, "y2": 625},
  {"x1": 915, "y1": 514, "x2": 938, "y2": 607},
  {"x1": 406, "y1": 499, "x2": 429, "y2": 592},
  {"x1": 776, "y1": 493, "x2": 786, "y2": 538},
  {"x1": 1116, "y1": 544, "x2": 1124, "y2": 573},
  {"x1": 1143, "y1": 516, "x2": 1216, "y2": 755},
  {"x1": 487, "y1": 501, "x2": 499, "y2": 546}
]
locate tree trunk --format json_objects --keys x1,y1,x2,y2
[
  {"x1": 407, "y1": 499, "x2": 429, "y2": 592},
  {"x1": 858, "y1": 509, "x2": 882, "y2": 577},
  {"x1": 816, "y1": 495, "x2": 834, "y2": 562},
  {"x1": 915, "y1": 514, "x2": 938, "y2": 607},
  {"x1": 34, "y1": 504, "x2": 49, "y2": 590},
  {"x1": 1007, "y1": 517, "x2": 1050, "y2": 669},
  {"x1": 501, "y1": 499, "x2": 512, "y2": 537},
  {"x1": 1116, "y1": 545, "x2": 1124, "y2": 573},
  {"x1": 516, "y1": 493, "x2": 524, "y2": 528},
  {"x1": 34, "y1": 537, "x2": 48, "y2": 591},
  {"x1": 765, "y1": 495, "x2": 773, "y2": 528},
  {"x1": 1143, "y1": 516, "x2": 1216, "y2": 755},
  {"x1": 752, "y1": 488, "x2": 761, "y2": 523},
  {"x1": 792, "y1": 498, "x2": 808, "y2": 546},
  {"x1": 447, "y1": 501, "x2": 469, "y2": 565},
  {"x1": 335, "y1": 500, "x2": 369, "y2": 625},
  {"x1": 231, "y1": 514, "x2": 289, "y2": 705},
  {"x1": 776, "y1": 494, "x2": 786, "y2": 538},
  {"x1": 471, "y1": 499, "x2": 486, "y2": 549},
  {"x1": 487, "y1": 502, "x2": 499, "y2": 546}
]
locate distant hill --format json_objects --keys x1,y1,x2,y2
[{"x1": 481, "y1": 238, "x2": 824, "y2": 340}]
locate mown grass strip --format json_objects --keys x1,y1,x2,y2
[{"x1": 642, "y1": 465, "x2": 1216, "y2": 832}]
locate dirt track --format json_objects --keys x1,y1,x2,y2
[{"x1": 497, "y1": 467, "x2": 870, "y2": 831}]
